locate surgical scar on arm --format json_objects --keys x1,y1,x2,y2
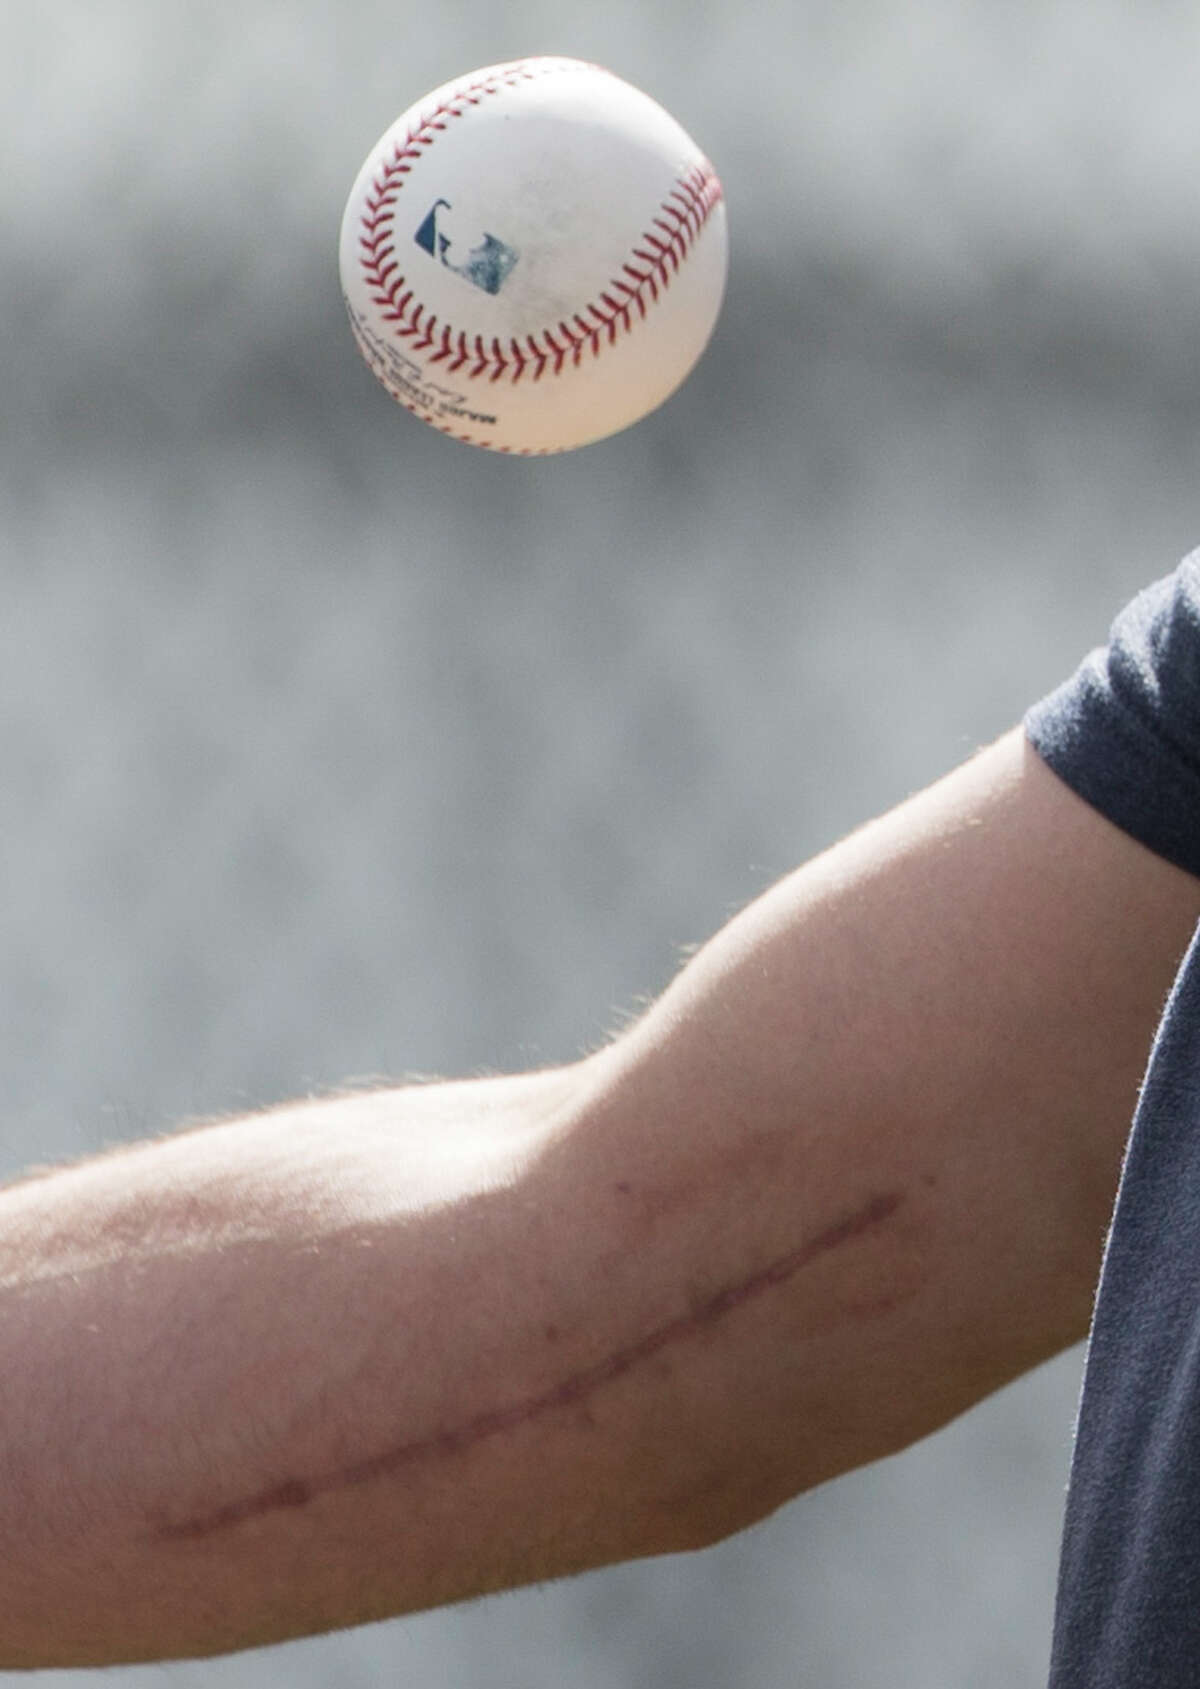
[{"x1": 151, "y1": 1189, "x2": 905, "y2": 1542}]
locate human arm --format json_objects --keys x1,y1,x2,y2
[{"x1": 2, "y1": 727, "x2": 1198, "y2": 1667}]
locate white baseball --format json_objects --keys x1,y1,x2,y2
[{"x1": 338, "y1": 57, "x2": 729, "y2": 455}]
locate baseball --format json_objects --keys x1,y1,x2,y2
[{"x1": 338, "y1": 57, "x2": 729, "y2": 455}]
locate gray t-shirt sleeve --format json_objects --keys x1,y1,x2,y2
[{"x1": 1025, "y1": 547, "x2": 1200, "y2": 880}]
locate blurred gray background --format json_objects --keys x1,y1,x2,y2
[{"x1": 3, "y1": 1, "x2": 1200, "y2": 1683}]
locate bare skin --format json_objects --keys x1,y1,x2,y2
[{"x1": 1, "y1": 728, "x2": 1197, "y2": 1666}]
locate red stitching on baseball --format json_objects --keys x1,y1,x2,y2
[{"x1": 356, "y1": 60, "x2": 723, "y2": 391}]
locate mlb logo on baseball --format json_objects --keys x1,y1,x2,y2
[
  {"x1": 413, "y1": 199, "x2": 521, "y2": 298},
  {"x1": 339, "y1": 57, "x2": 729, "y2": 454}
]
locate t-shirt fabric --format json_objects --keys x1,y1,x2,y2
[{"x1": 1025, "y1": 549, "x2": 1200, "y2": 1686}]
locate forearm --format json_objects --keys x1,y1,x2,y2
[
  {"x1": 2, "y1": 1054, "x2": 894, "y2": 1667},
  {"x1": 0, "y1": 1053, "x2": 912, "y2": 1670}
]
